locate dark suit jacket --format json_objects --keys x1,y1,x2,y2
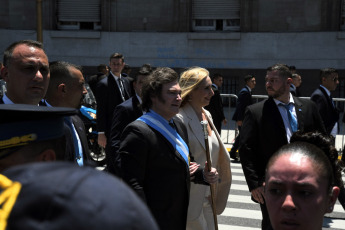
[
  {"x1": 108, "y1": 95, "x2": 143, "y2": 174},
  {"x1": 290, "y1": 84, "x2": 297, "y2": 96},
  {"x1": 204, "y1": 85, "x2": 225, "y2": 133},
  {"x1": 119, "y1": 118, "x2": 196, "y2": 230},
  {"x1": 87, "y1": 72, "x2": 107, "y2": 98},
  {"x1": 95, "y1": 73, "x2": 132, "y2": 137},
  {"x1": 40, "y1": 101, "x2": 90, "y2": 165},
  {"x1": 310, "y1": 86, "x2": 339, "y2": 134},
  {"x1": 71, "y1": 114, "x2": 91, "y2": 163},
  {"x1": 239, "y1": 96, "x2": 326, "y2": 191},
  {"x1": 232, "y1": 86, "x2": 252, "y2": 122}
]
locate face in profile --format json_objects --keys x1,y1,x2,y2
[
  {"x1": 151, "y1": 81, "x2": 182, "y2": 120},
  {"x1": 66, "y1": 67, "x2": 87, "y2": 109},
  {"x1": 264, "y1": 153, "x2": 339, "y2": 230},
  {"x1": 189, "y1": 76, "x2": 214, "y2": 108}
]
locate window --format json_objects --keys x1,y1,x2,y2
[
  {"x1": 192, "y1": 0, "x2": 240, "y2": 32},
  {"x1": 57, "y1": 0, "x2": 101, "y2": 30}
]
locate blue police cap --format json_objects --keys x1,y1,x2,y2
[
  {"x1": 1, "y1": 162, "x2": 159, "y2": 230},
  {"x1": 0, "y1": 104, "x2": 76, "y2": 152}
]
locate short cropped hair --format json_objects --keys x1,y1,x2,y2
[
  {"x1": 244, "y1": 74, "x2": 255, "y2": 83},
  {"x1": 97, "y1": 64, "x2": 108, "y2": 73},
  {"x1": 320, "y1": 68, "x2": 338, "y2": 82},
  {"x1": 3, "y1": 40, "x2": 45, "y2": 67},
  {"x1": 45, "y1": 61, "x2": 82, "y2": 99},
  {"x1": 267, "y1": 63, "x2": 292, "y2": 79},
  {"x1": 211, "y1": 73, "x2": 222, "y2": 81},
  {"x1": 109, "y1": 53, "x2": 124, "y2": 62},
  {"x1": 133, "y1": 64, "x2": 153, "y2": 82}
]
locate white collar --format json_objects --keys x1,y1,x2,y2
[
  {"x1": 320, "y1": 85, "x2": 331, "y2": 97},
  {"x1": 273, "y1": 93, "x2": 295, "y2": 106},
  {"x1": 2, "y1": 93, "x2": 14, "y2": 104}
]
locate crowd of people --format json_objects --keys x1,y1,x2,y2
[{"x1": 0, "y1": 39, "x2": 344, "y2": 230}]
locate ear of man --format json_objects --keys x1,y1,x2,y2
[
  {"x1": 36, "y1": 149, "x2": 56, "y2": 162},
  {"x1": 58, "y1": 83, "x2": 67, "y2": 94},
  {"x1": 326, "y1": 186, "x2": 340, "y2": 213}
]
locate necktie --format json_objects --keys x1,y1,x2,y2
[
  {"x1": 118, "y1": 78, "x2": 126, "y2": 102},
  {"x1": 330, "y1": 95, "x2": 335, "y2": 108},
  {"x1": 64, "y1": 117, "x2": 84, "y2": 166},
  {"x1": 169, "y1": 121, "x2": 176, "y2": 130},
  {"x1": 280, "y1": 103, "x2": 298, "y2": 133}
]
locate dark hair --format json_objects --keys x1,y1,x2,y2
[
  {"x1": 266, "y1": 131, "x2": 344, "y2": 193},
  {"x1": 97, "y1": 64, "x2": 108, "y2": 73},
  {"x1": 27, "y1": 136, "x2": 66, "y2": 160},
  {"x1": 46, "y1": 61, "x2": 82, "y2": 99},
  {"x1": 320, "y1": 68, "x2": 338, "y2": 82},
  {"x1": 244, "y1": 74, "x2": 254, "y2": 83},
  {"x1": 133, "y1": 64, "x2": 153, "y2": 82},
  {"x1": 291, "y1": 73, "x2": 300, "y2": 79},
  {"x1": 109, "y1": 53, "x2": 124, "y2": 62},
  {"x1": 141, "y1": 67, "x2": 179, "y2": 112},
  {"x1": 211, "y1": 73, "x2": 222, "y2": 81},
  {"x1": 3, "y1": 40, "x2": 45, "y2": 67},
  {"x1": 267, "y1": 64, "x2": 292, "y2": 79},
  {"x1": 289, "y1": 65, "x2": 296, "y2": 71}
]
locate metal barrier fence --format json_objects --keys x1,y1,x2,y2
[{"x1": 220, "y1": 94, "x2": 345, "y2": 155}]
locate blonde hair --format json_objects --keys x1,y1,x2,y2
[{"x1": 179, "y1": 67, "x2": 209, "y2": 107}]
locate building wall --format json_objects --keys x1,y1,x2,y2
[
  {"x1": 242, "y1": 0, "x2": 341, "y2": 32},
  {"x1": 0, "y1": 0, "x2": 344, "y2": 97},
  {"x1": 0, "y1": 0, "x2": 342, "y2": 32},
  {"x1": 1, "y1": 29, "x2": 345, "y2": 97}
]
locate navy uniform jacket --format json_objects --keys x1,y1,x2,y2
[
  {"x1": 310, "y1": 86, "x2": 339, "y2": 135},
  {"x1": 232, "y1": 86, "x2": 252, "y2": 122},
  {"x1": 239, "y1": 96, "x2": 326, "y2": 191}
]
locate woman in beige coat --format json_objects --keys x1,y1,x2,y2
[{"x1": 176, "y1": 67, "x2": 232, "y2": 230}]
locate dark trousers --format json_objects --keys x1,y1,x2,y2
[
  {"x1": 229, "y1": 126, "x2": 241, "y2": 157},
  {"x1": 105, "y1": 141, "x2": 121, "y2": 177},
  {"x1": 259, "y1": 203, "x2": 273, "y2": 230}
]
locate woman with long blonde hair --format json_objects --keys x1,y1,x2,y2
[{"x1": 176, "y1": 67, "x2": 232, "y2": 230}]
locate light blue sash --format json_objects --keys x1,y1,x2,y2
[{"x1": 138, "y1": 111, "x2": 189, "y2": 166}]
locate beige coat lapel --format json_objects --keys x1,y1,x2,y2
[{"x1": 184, "y1": 103, "x2": 206, "y2": 150}]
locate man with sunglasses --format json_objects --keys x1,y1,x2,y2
[{"x1": 310, "y1": 68, "x2": 340, "y2": 137}]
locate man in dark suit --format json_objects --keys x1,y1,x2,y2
[
  {"x1": 95, "y1": 53, "x2": 132, "y2": 168},
  {"x1": 44, "y1": 61, "x2": 91, "y2": 166},
  {"x1": 119, "y1": 67, "x2": 218, "y2": 230},
  {"x1": 310, "y1": 68, "x2": 339, "y2": 137},
  {"x1": 239, "y1": 64, "x2": 326, "y2": 230},
  {"x1": 204, "y1": 73, "x2": 227, "y2": 134},
  {"x1": 0, "y1": 41, "x2": 78, "y2": 163},
  {"x1": 0, "y1": 40, "x2": 49, "y2": 105},
  {"x1": 87, "y1": 64, "x2": 109, "y2": 98},
  {"x1": 230, "y1": 74, "x2": 256, "y2": 161},
  {"x1": 108, "y1": 64, "x2": 153, "y2": 175},
  {"x1": 289, "y1": 73, "x2": 302, "y2": 96}
]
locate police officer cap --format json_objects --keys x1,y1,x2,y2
[
  {"x1": 1, "y1": 162, "x2": 159, "y2": 230},
  {"x1": 0, "y1": 104, "x2": 76, "y2": 155}
]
